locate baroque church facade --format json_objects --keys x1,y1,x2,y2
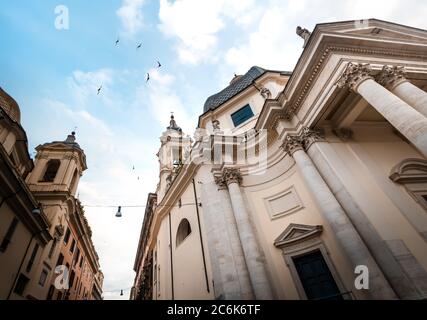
[{"x1": 132, "y1": 19, "x2": 427, "y2": 300}]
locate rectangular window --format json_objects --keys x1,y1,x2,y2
[
  {"x1": 26, "y1": 243, "x2": 39, "y2": 273},
  {"x1": 70, "y1": 239, "x2": 76, "y2": 253},
  {"x1": 231, "y1": 104, "x2": 254, "y2": 127},
  {"x1": 39, "y1": 269, "x2": 49, "y2": 287},
  {"x1": 14, "y1": 274, "x2": 29, "y2": 296},
  {"x1": 64, "y1": 228, "x2": 71, "y2": 245},
  {"x1": 69, "y1": 270, "x2": 76, "y2": 289},
  {"x1": 74, "y1": 248, "x2": 80, "y2": 266},
  {"x1": 56, "y1": 253, "x2": 64, "y2": 267},
  {"x1": 47, "y1": 285, "x2": 55, "y2": 300},
  {"x1": 79, "y1": 257, "x2": 84, "y2": 268},
  {"x1": 48, "y1": 238, "x2": 58, "y2": 259},
  {"x1": 0, "y1": 217, "x2": 19, "y2": 252},
  {"x1": 293, "y1": 250, "x2": 342, "y2": 300}
]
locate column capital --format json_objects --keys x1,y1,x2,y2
[
  {"x1": 336, "y1": 62, "x2": 373, "y2": 92},
  {"x1": 222, "y1": 168, "x2": 243, "y2": 186},
  {"x1": 376, "y1": 65, "x2": 408, "y2": 90},
  {"x1": 282, "y1": 135, "x2": 303, "y2": 157},
  {"x1": 300, "y1": 127, "x2": 325, "y2": 150},
  {"x1": 214, "y1": 175, "x2": 228, "y2": 190}
]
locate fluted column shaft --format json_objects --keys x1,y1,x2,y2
[
  {"x1": 283, "y1": 135, "x2": 397, "y2": 299},
  {"x1": 221, "y1": 168, "x2": 274, "y2": 300},
  {"x1": 337, "y1": 62, "x2": 427, "y2": 157},
  {"x1": 377, "y1": 65, "x2": 427, "y2": 117}
]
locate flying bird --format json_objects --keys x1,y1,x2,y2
[
  {"x1": 146, "y1": 73, "x2": 150, "y2": 82},
  {"x1": 115, "y1": 38, "x2": 120, "y2": 46},
  {"x1": 136, "y1": 43, "x2": 142, "y2": 49},
  {"x1": 157, "y1": 61, "x2": 162, "y2": 68},
  {"x1": 97, "y1": 85, "x2": 102, "y2": 95},
  {"x1": 132, "y1": 165, "x2": 135, "y2": 170}
]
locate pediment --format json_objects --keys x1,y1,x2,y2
[
  {"x1": 317, "y1": 19, "x2": 427, "y2": 43},
  {"x1": 389, "y1": 158, "x2": 427, "y2": 183},
  {"x1": 274, "y1": 224, "x2": 323, "y2": 248}
]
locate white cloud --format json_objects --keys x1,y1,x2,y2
[
  {"x1": 158, "y1": 0, "x2": 257, "y2": 65},
  {"x1": 140, "y1": 68, "x2": 198, "y2": 134},
  {"x1": 117, "y1": 0, "x2": 146, "y2": 36},
  {"x1": 224, "y1": 0, "x2": 427, "y2": 73}
]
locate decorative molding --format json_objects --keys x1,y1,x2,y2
[
  {"x1": 214, "y1": 175, "x2": 227, "y2": 190},
  {"x1": 336, "y1": 62, "x2": 373, "y2": 92},
  {"x1": 55, "y1": 224, "x2": 65, "y2": 237},
  {"x1": 377, "y1": 65, "x2": 409, "y2": 90},
  {"x1": 222, "y1": 168, "x2": 242, "y2": 186},
  {"x1": 389, "y1": 158, "x2": 427, "y2": 184},
  {"x1": 332, "y1": 127, "x2": 354, "y2": 141},
  {"x1": 274, "y1": 224, "x2": 323, "y2": 248},
  {"x1": 284, "y1": 45, "x2": 427, "y2": 119},
  {"x1": 264, "y1": 186, "x2": 304, "y2": 220},
  {"x1": 300, "y1": 127, "x2": 325, "y2": 150},
  {"x1": 282, "y1": 135, "x2": 303, "y2": 157}
]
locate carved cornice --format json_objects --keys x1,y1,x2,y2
[
  {"x1": 274, "y1": 224, "x2": 323, "y2": 248},
  {"x1": 376, "y1": 65, "x2": 408, "y2": 90},
  {"x1": 300, "y1": 127, "x2": 325, "y2": 150},
  {"x1": 336, "y1": 62, "x2": 373, "y2": 92},
  {"x1": 222, "y1": 168, "x2": 242, "y2": 186},
  {"x1": 282, "y1": 135, "x2": 303, "y2": 157},
  {"x1": 284, "y1": 45, "x2": 427, "y2": 119}
]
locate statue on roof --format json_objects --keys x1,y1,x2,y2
[
  {"x1": 167, "y1": 114, "x2": 182, "y2": 132},
  {"x1": 296, "y1": 26, "x2": 311, "y2": 48}
]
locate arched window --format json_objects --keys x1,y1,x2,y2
[
  {"x1": 389, "y1": 158, "x2": 427, "y2": 210},
  {"x1": 176, "y1": 218, "x2": 191, "y2": 247},
  {"x1": 42, "y1": 160, "x2": 60, "y2": 182}
]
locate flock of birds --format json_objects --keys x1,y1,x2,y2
[{"x1": 96, "y1": 37, "x2": 162, "y2": 96}]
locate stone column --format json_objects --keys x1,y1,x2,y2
[
  {"x1": 214, "y1": 177, "x2": 254, "y2": 299},
  {"x1": 222, "y1": 168, "x2": 274, "y2": 300},
  {"x1": 337, "y1": 62, "x2": 427, "y2": 157},
  {"x1": 283, "y1": 135, "x2": 397, "y2": 299},
  {"x1": 301, "y1": 127, "x2": 421, "y2": 299},
  {"x1": 377, "y1": 65, "x2": 427, "y2": 117},
  {"x1": 200, "y1": 178, "x2": 253, "y2": 299}
]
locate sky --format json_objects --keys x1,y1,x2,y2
[{"x1": 1, "y1": 0, "x2": 427, "y2": 300}]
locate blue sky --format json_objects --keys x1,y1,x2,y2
[{"x1": 1, "y1": 0, "x2": 427, "y2": 300}]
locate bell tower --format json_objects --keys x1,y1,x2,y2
[
  {"x1": 26, "y1": 131, "x2": 87, "y2": 198},
  {"x1": 156, "y1": 115, "x2": 192, "y2": 201}
]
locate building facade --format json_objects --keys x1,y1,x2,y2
[
  {"x1": 132, "y1": 19, "x2": 427, "y2": 300},
  {"x1": 0, "y1": 88, "x2": 103, "y2": 300}
]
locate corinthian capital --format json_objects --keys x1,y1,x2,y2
[
  {"x1": 300, "y1": 127, "x2": 325, "y2": 150},
  {"x1": 222, "y1": 168, "x2": 243, "y2": 186},
  {"x1": 336, "y1": 62, "x2": 373, "y2": 92},
  {"x1": 282, "y1": 135, "x2": 303, "y2": 157},
  {"x1": 214, "y1": 175, "x2": 227, "y2": 190},
  {"x1": 376, "y1": 65, "x2": 408, "y2": 90}
]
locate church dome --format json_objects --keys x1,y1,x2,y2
[{"x1": 0, "y1": 87, "x2": 21, "y2": 123}]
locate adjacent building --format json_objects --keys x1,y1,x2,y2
[
  {"x1": 0, "y1": 88, "x2": 103, "y2": 300},
  {"x1": 132, "y1": 19, "x2": 427, "y2": 300}
]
